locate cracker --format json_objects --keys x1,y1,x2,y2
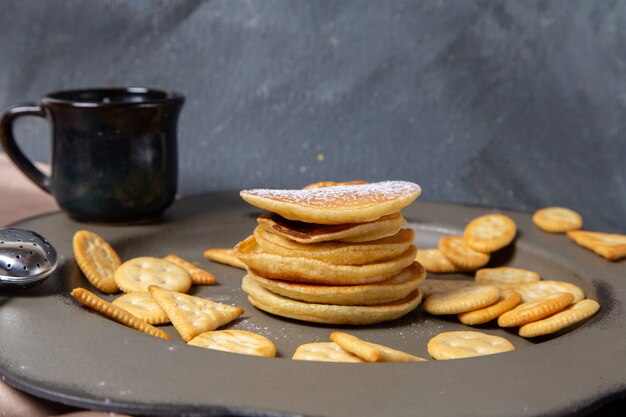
[
  {"x1": 497, "y1": 292, "x2": 574, "y2": 327},
  {"x1": 188, "y1": 330, "x2": 276, "y2": 357},
  {"x1": 415, "y1": 248, "x2": 465, "y2": 274},
  {"x1": 70, "y1": 287, "x2": 170, "y2": 340},
  {"x1": 203, "y1": 248, "x2": 247, "y2": 269},
  {"x1": 516, "y1": 280, "x2": 585, "y2": 303},
  {"x1": 475, "y1": 267, "x2": 541, "y2": 287},
  {"x1": 566, "y1": 230, "x2": 626, "y2": 261},
  {"x1": 464, "y1": 214, "x2": 517, "y2": 253},
  {"x1": 72, "y1": 230, "x2": 121, "y2": 294},
  {"x1": 419, "y1": 279, "x2": 476, "y2": 298},
  {"x1": 532, "y1": 207, "x2": 582, "y2": 233},
  {"x1": 114, "y1": 257, "x2": 192, "y2": 293},
  {"x1": 438, "y1": 236, "x2": 490, "y2": 270},
  {"x1": 330, "y1": 332, "x2": 426, "y2": 362},
  {"x1": 458, "y1": 288, "x2": 522, "y2": 325},
  {"x1": 423, "y1": 285, "x2": 500, "y2": 315},
  {"x1": 111, "y1": 292, "x2": 169, "y2": 325},
  {"x1": 292, "y1": 342, "x2": 364, "y2": 362},
  {"x1": 163, "y1": 254, "x2": 216, "y2": 285},
  {"x1": 427, "y1": 331, "x2": 515, "y2": 360},
  {"x1": 519, "y1": 299, "x2": 600, "y2": 338},
  {"x1": 148, "y1": 285, "x2": 244, "y2": 342}
]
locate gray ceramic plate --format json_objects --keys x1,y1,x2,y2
[{"x1": 1, "y1": 194, "x2": 624, "y2": 417}]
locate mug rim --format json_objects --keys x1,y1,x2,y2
[{"x1": 42, "y1": 87, "x2": 184, "y2": 108}]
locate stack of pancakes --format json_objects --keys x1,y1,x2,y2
[{"x1": 234, "y1": 181, "x2": 426, "y2": 325}]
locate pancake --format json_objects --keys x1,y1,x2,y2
[
  {"x1": 256, "y1": 212, "x2": 407, "y2": 244},
  {"x1": 247, "y1": 262, "x2": 425, "y2": 306},
  {"x1": 240, "y1": 181, "x2": 421, "y2": 225},
  {"x1": 254, "y1": 226, "x2": 415, "y2": 265},
  {"x1": 234, "y1": 235, "x2": 417, "y2": 285},
  {"x1": 242, "y1": 275, "x2": 423, "y2": 325},
  {"x1": 303, "y1": 180, "x2": 368, "y2": 189}
]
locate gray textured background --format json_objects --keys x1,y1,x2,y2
[{"x1": 1, "y1": 0, "x2": 625, "y2": 232}]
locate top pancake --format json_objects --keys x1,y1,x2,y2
[{"x1": 240, "y1": 181, "x2": 421, "y2": 224}]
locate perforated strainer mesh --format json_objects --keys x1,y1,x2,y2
[{"x1": 0, "y1": 228, "x2": 58, "y2": 285}]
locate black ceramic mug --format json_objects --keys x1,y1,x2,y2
[{"x1": 0, "y1": 87, "x2": 184, "y2": 222}]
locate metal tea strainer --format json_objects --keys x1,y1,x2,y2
[{"x1": 0, "y1": 228, "x2": 58, "y2": 289}]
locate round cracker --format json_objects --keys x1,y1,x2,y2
[
  {"x1": 497, "y1": 292, "x2": 574, "y2": 327},
  {"x1": 427, "y1": 331, "x2": 515, "y2": 360},
  {"x1": 458, "y1": 288, "x2": 522, "y2": 325},
  {"x1": 438, "y1": 236, "x2": 490, "y2": 270},
  {"x1": 515, "y1": 280, "x2": 585, "y2": 303},
  {"x1": 242, "y1": 275, "x2": 422, "y2": 325},
  {"x1": 423, "y1": 285, "x2": 500, "y2": 315},
  {"x1": 188, "y1": 330, "x2": 276, "y2": 357},
  {"x1": 419, "y1": 279, "x2": 476, "y2": 298},
  {"x1": 114, "y1": 257, "x2": 192, "y2": 293},
  {"x1": 519, "y1": 299, "x2": 600, "y2": 338},
  {"x1": 292, "y1": 342, "x2": 364, "y2": 362},
  {"x1": 464, "y1": 214, "x2": 517, "y2": 253},
  {"x1": 112, "y1": 292, "x2": 169, "y2": 325},
  {"x1": 475, "y1": 267, "x2": 541, "y2": 287},
  {"x1": 532, "y1": 207, "x2": 582, "y2": 233},
  {"x1": 415, "y1": 248, "x2": 465, "y2": 273},
  {"x1": 73, "y1": 230, "x2": 121, "y2": 294}
]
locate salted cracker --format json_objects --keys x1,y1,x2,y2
[
  {"x1": 111, "y1": 292, "x2": 169, "y2": 325},
  {"x1": 203, "y1": 248, "x2": 247, "y2": 269},
  {"x1": 438, "y1": 236, "x2": 490, "y2": 270},
  {"x1": 515, "y1": 280, "x2": 585, "y2": 303},
  {"x1": 188, "y1": 330, "x2": 276, "y2": 357},
  {"x1": 70, "y1": 287, "x2": 170, "y2": 340},
  {"x1": 163, "y1": 254, "x2": 216, "y2": 285},
  {"x1": 292, "y1": 342, "x2": 364, "y2": 362},
  {"x1": 497, "y1": 292, "x2": 574, "y2": 327},
  {"x1": 475, "y1": 267, "x2": 541, "y2": 287},
  {"x1": 519, "y1": 299, "x2": 600, "y2": 338},
  {"x1": 415, "y1": 248, "x2": 465, "y2": 274},
  {"x1": 114, "y1": 256, "x2": 192, "y2": 293},
  {"x1": 330, "y1": 332, "x2": 426, "y2": 362},
  {"x1": 427, "y1": 331, "x2": 515, "y2": 360},
  {"x1": 423, "y1": 285, "x2": 500, "y2": 315},
  {"x1": 464, "y1": 213, "x2": 517, "y2": 253},
  {"x1": 419, "y1": 279, "x2": 476, "y2": 298},
  {"x1": 458, "y1": 288, "x2": 522, "y2": 325},
  {"x1": 532, "y1": 207, "x2": 583, "y2": 233},
  {"x1": 149, "y1": 285, "x2": 243, "y2": 342},
  {"x1": 566, "y1": 230, "x2": 626, "y2": 261},
  {"x1": 72, "y1": 230, "x2": 121, "y2": 294}
]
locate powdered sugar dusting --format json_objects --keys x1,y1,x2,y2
[{"x1": 242, "y1": 181, "x2": 421, "y2": 208}]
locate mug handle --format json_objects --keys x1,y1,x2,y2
[{"x1": 0, "y1": 104, "x2": 51, "y2": 193}]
